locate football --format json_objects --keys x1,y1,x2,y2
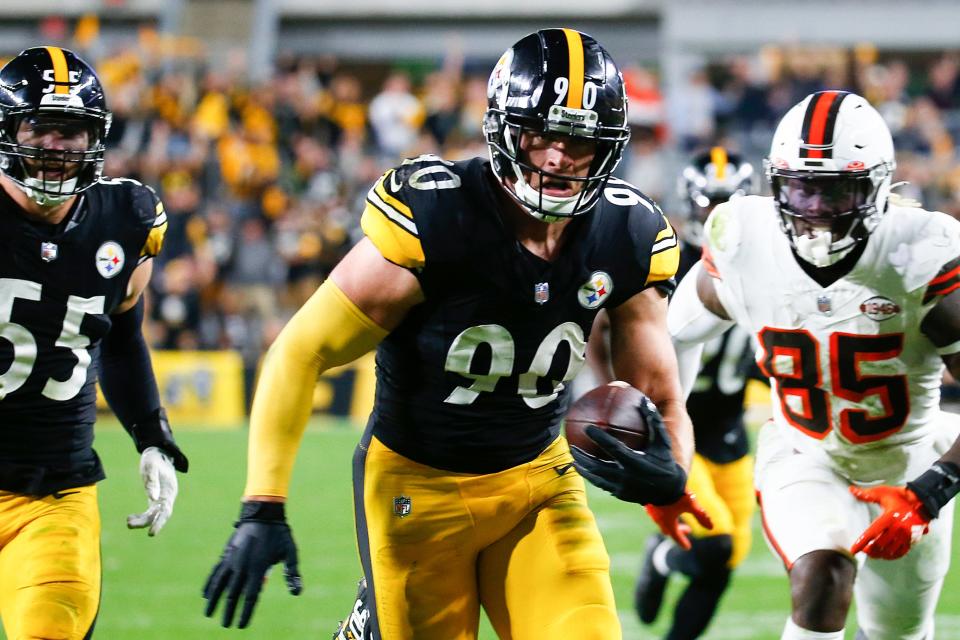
[{"x1": 565, "y1": 381, "x2": 651, "y2": 460}]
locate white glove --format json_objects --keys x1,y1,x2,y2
[{"x1": 127, "y1": 446, "x2": 178, "y2": 536}]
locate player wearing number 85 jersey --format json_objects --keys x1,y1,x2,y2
[
  {"x1": 670, "y1": 91, "x2": 960, "y2": 640},
  {"x1": 203, "y1": 29, "x2": 707, "y2": 640},
  {"x1": 0, "y1": 47, "x2": 188, "y2": 640}
]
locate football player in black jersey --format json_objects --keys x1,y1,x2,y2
[
  {"x1": 633, "y1": 148, "x2": 759, "y2": 639},
  {"x1": 204, "y1": 29, "x2": 708, "y2": 639},
  {"x1": 0, "y1": 47, "x2": 188, "y2": 640}
]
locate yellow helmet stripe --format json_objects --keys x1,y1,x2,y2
[
  {"x1": 44, "y1": 46, "x2": 70, "y2": 95},
  {"x1": 710, "y1": 146, "x2": 728, "y2": 180},
  {"x1": 562, "y1": 28, "x2": 584, "y2": 109}
]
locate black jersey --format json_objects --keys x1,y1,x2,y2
[
  {"x1": 0, "y1": 177, "x2": 167, "y2": 494},
  {"x1": 677, "y1": 242, "x2": 753, "y2": 463},
  {"x1": 360, "y1": 156, "x2": 679, "y2": 473}
]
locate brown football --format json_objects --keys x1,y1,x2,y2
[{"x1": 565, "y1": 381, "x2": 651, "y2": 460}]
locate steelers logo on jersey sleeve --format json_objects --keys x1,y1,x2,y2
[
  {"x1": 95, "y1": 241, "x2": 125, "y2": 278},
  {"x1": 578, "y1": 271, "x2": 613, "y2": 308}
]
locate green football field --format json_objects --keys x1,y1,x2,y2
[{"x1": 4, "y1": 418, "x2": 959, "y2": 639}]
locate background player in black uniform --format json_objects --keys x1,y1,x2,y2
[
  {"x1": 0, "y1": 47, "x2": 188, "y2": 640},
  {"x1": 591, "y1": 148, "x2": 759, "y2": 639},
  {"x1": 203, "y1": 29, "x2": 708, "y2": 639}
]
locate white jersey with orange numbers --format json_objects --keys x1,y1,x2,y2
[{"x1": 702, "y1": 194, "x2": 960, "y2": 484}]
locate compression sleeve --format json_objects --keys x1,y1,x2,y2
[
  {"x1": 100, "y1": 297, "x2": 161, "y2": 429},
  {"x1": 667, "y1": 262, "x2": 735, "y2": 399},
  {"x1": 244, "y1": 279, "x2": 389, "y2": 498}
]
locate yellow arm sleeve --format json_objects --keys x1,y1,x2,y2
[{"x1": 243, "y1": 279, "x2": 388, "y2": 497}]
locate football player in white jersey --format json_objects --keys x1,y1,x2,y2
[{"x1": 668, "y1": 90, "x2": 960, "y2": 640}]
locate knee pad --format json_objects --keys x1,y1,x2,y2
[{"x1": 18, "y1": 601, "x2": 79, "y2": 640}]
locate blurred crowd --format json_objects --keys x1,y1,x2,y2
[{"x1": 64, "y1": 36, "x2": 960, "y2": 400}]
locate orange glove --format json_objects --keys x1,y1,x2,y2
[
  {"x1": 849, "y1": 486, "x2": 931, "y2": 560},
  {"x1": 645, "y1": 491, "x2": 713, "y2": 550}
]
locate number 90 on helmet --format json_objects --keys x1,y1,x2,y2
[
  {"x1": 765, "y1": 91, "x2": 895, "y2": 268},
  {"x1": 0, "y1": 46, "x2": 111, "y2": 206},
  {"x1": 483, "y1": 28, "x2": 631, "y2": 222}
]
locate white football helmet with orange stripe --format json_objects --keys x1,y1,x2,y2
[{"x1": 765, "y1": 91, "x2": 895, "y2": 267}]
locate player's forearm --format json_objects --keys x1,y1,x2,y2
[
  {"x1": 658, "y1": 398, "x2": 694, "y2": 472},
  {"x1": 100, "y1": 296, "x2": 161, "y2": 430},
  {"x1": 243, "y1": 280, "x2": 388, "y2": 498}
]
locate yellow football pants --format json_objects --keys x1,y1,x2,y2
[
  {"x1": 0, "y1": 485, "x2": 101, "y2": 640},
  {"x1": 682, "y1": 453, "x2": 755, "y2": 568},
  {"x1": 355, "y1": 435, "x2": 620, "y2": 640}
]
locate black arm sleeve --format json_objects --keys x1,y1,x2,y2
[{"x1": 99, "y1": 297, "x2": 188, "y2": 472}]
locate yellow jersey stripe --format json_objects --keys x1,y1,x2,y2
[
  {"x1": 654, "y1": 223, "x2": 676, "y2": 244},
  {"x1": 44, "y1": 46, "x2": 70, "y2": 95},
  {"x1": 140, "y1": 219, "x2": 168, "y2": 257},
  {"x1": 365, "y1": 194, "x2": 418, "y2": 237},
  {"x1": 710, "y1": 146, "x2": 728, "y2": 180},
  {"x1": 372, "y1": 172, "x2": 413, "y2": 220},
  {"x1": 646, "y1": 218, "x2": 680, "y2": 285},
  {"x1": 361, "y1": 205, "x2": 425, "y2": 268},
  {"x1": 562, "y1": 29, "x2": 584, "y2": 109}
]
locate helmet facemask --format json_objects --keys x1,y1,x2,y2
[
  {"x1": 0, "y1": 110, "x2": 109, "y2": 206},
  {"x1": 767, "y1": 163, "x2": 892, "y2": 267},
  {"x1": 486, "y1": 105, "x2": 628, "y2": 223}
]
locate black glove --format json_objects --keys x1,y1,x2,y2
[
  {"x1": 203, "y1": 501, "x2": 302, "y2": 628},
  {"x1": 129, "y1": 407, "x2": 189, "y2": 473},
  {"x1": 570, "y1": 397, "x2": 686, "y2": 506}
]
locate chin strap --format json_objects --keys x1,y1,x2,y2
[{"x1": 18, "y1": 176, "x2": 78, "y2": 206}]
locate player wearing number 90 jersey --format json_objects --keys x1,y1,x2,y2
[
  {"x1": 365, "y1": 155, "x2": 677, "y2": 473},
  {"x1": 671, "y1": 91, "x2": 960, "y2": 640},
  {"x1": 203, "y1": 29, "x2": 703, "y2": 640}
]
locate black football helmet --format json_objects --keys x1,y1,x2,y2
[
  {"x1": 0, "y1": 46, "x2": 111, "y2": 206},
  {"x1": 678, "y1": 146, "x2": 755, "y2": 247},
  {"x1": 484, "y1": 28, "x2": 630, "y2": 222}
]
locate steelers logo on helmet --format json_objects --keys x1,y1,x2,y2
[
  {"x1": 764, "y1": 91, "x2": 895, "y2": 268},
  {"x1": 483, "y1": 28, "x2": 630, "y2": 222},
  {"x1": 678, "y1": 146, "x2": 755, "y2": 248},
  {"x1": 0, "y1": 47, "x2": 111, "y2": 206}
]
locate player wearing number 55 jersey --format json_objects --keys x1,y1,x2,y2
[
  {"x1": 204, "y1": 29, "x2": 708, "y2": 639},
  {"x1": 0, "y1": 47, "x2": 188, "y2": 640},
  {"x1": 670, "y1": 91, "x2": 960, "y2": 640}
]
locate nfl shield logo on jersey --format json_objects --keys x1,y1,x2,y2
[
  {"x1": 40, "y1": 242, "x2": 58, "y2": 262},
  {"x1": 95, "y1": 241, "x2": 125, "y2": 279},
  {"x1": 817, "y1": 294, "x2": 832, "y2": 315},
  {"x1": 393, "y1": 496, "x2": 412, "y2": 518},
  {"x1": 534, "y1": 282, "x2": 550, "y2": 305}
]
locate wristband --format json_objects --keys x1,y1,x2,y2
[
  {"x1": 238, "y1": 500, "x2": 286, "y2": 523},
  {"x1": 906, "y1": 461, "x2": 960, "y2": 519}
]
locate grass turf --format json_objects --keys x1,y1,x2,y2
[{"x1": 2, "y1": 418, "x2": 958, "y2": 639}]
